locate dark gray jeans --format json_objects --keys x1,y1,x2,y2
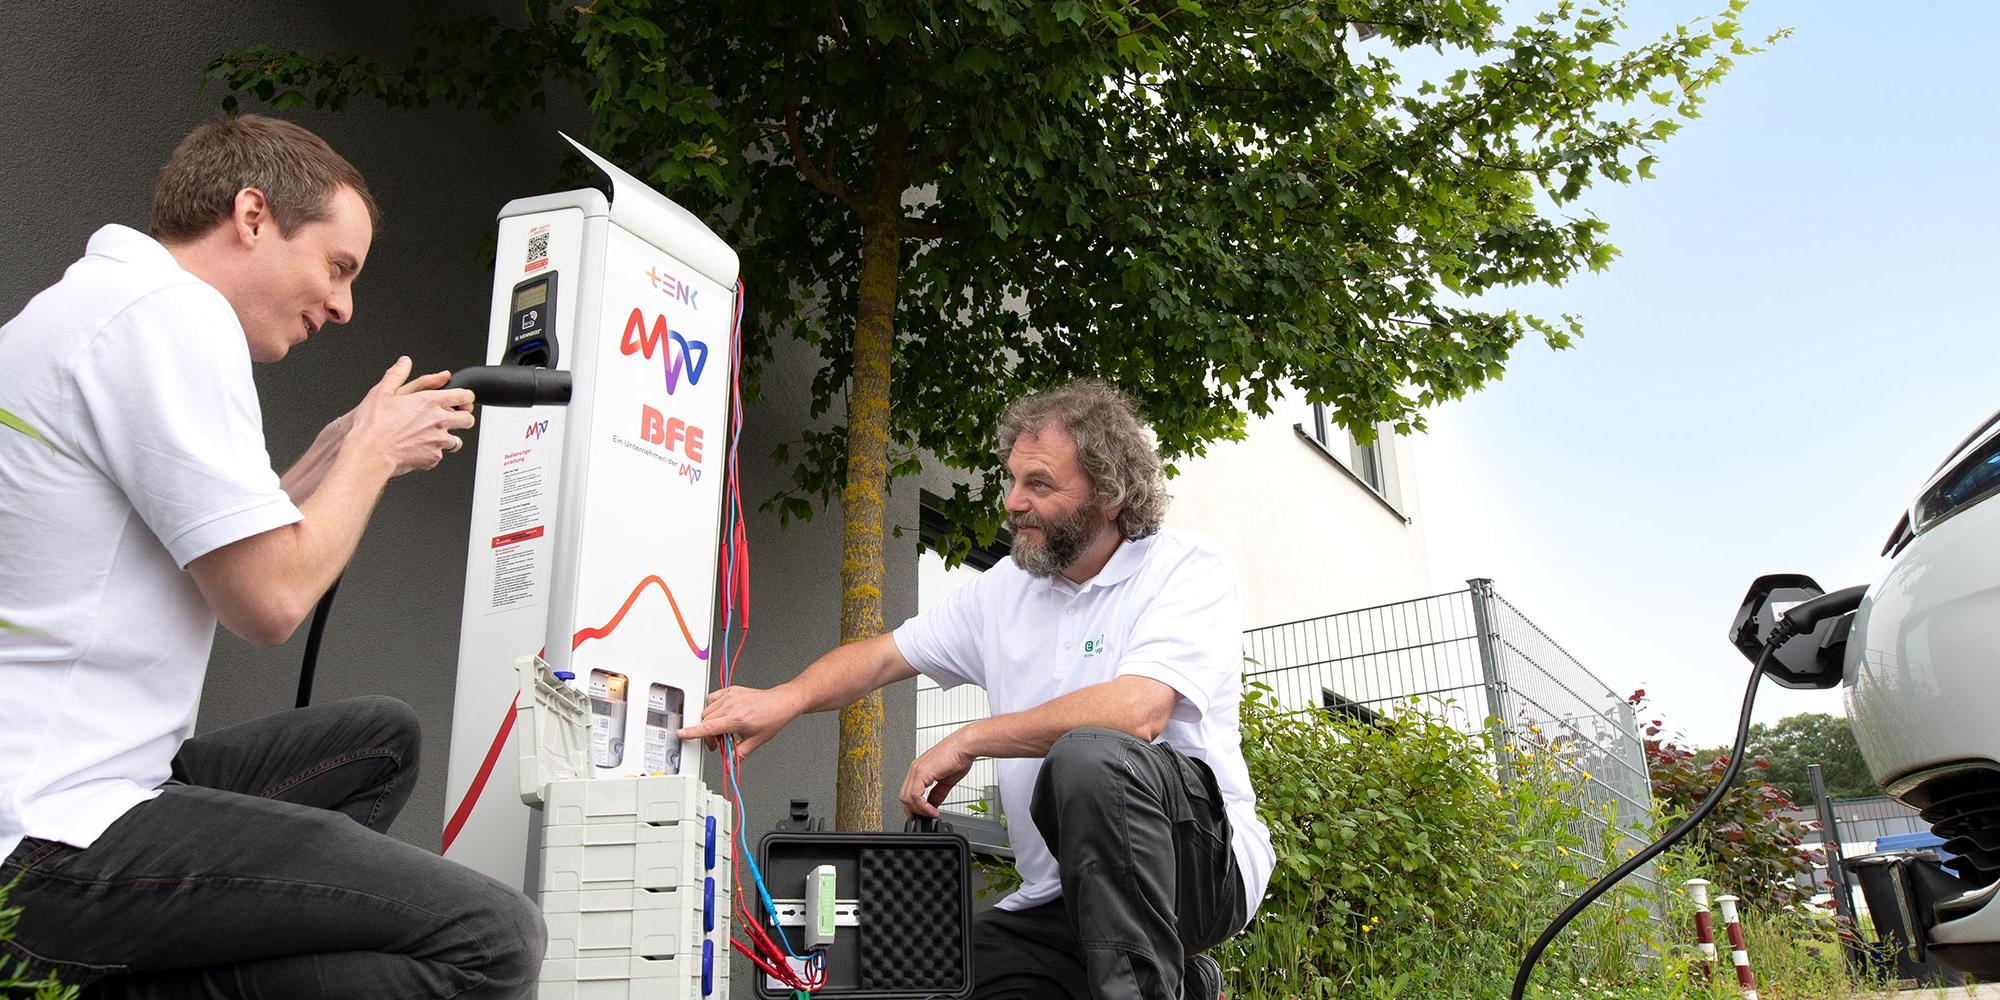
[
  {"x1": 972, "y1": 728, "x2": 1247, "y2": 1000},
  {"x1": 0, "y1": 696, "x2": 544, "y2": 999}
]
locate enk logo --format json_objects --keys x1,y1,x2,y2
[
  {"x1": 643, "y1": 267, "x2": 699, "y2": 310},
  {"x1": 524, "y1": 419, "x2": 552, "y2": 440},
  {"x1": 619, "y1": 308, "x2": 709, "y2": 395}
]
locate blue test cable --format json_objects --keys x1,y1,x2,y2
[{"x1": 714, "y1": 280, "x2": 823, "y2": 977}]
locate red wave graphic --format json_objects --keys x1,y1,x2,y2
[
  {"x1": 570, "y1": 574, "x2": 710, "y2": 660},
  {"x1": 440, "y1": 691, "x2": 518, "y2": 856}
]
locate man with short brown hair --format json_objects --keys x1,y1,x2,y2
[{"x1": 0, "y1": 115, "x2": 543, "y2": 998}]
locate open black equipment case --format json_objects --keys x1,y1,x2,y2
[{"x1": 755, "y1": 802, "x2": 973, "y2": 998}]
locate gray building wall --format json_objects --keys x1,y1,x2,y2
[{"x1": 4, "y1": 6, "x2": 921, "y2": 981}]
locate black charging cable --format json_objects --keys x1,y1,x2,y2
[
  {"x1": 1509, "y1": 585, "x2": 1868, "y2": 999},
  {"x1": 290, "y1": 365, "x2": 572, "y2": 709},
  {"x1": 294, "y1": 576, "x2": 342, "y2": 708}
]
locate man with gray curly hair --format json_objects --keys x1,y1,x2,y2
[
  {"x1": 994, "y1": 380, "x2": 1171, "y2": 575},
  {"x1": 686, "y1": 380, "x2": 1273, "y2": 1000}
]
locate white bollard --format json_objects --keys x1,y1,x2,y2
[
  {"x1": 1715, "y1": 894, "x2": 1758, "y2": 1000},
  {"x1": 1686, "y1": 878, "x2": 1716, "y2": 978}
]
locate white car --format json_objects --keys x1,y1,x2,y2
[{"x1": 1844, "y1": 408, "x2": 2000, "y2": 975}]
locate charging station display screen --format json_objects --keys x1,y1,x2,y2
[{"x1": 505, "y1": 273, "x2": 558, "y2": 368}]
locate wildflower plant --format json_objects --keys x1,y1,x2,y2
[{"x1": 1226, "y1": 685, "x2": 1662, "y2": 997}]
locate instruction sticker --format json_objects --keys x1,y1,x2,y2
[{"x1": 488, "y1": 419, "x2": 552, "y2": 614}]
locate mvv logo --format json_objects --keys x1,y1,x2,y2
[
  {"x1": 524, "y1": 419, "x2": 552, "y2": 440},
  {"x1": 619, "y1": 308, "x2": 709, "y2": 394}
]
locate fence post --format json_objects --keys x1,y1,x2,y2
[
  {"x1": 1467, "y1": 578, "x2": 1513, "y2": 781},
  {"x1": 1809, "y1": 765, "x2": 1860, "y2": 924}
]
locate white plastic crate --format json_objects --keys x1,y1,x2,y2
[
  {"x1": 708, "y1": 940, "x2": 732, "y2": 996},
  {"x1": 544, "y1": 774, "x2": 702, "y2": 827},
  {"x1": 542, "y1": 820, "x2": 704, "y2": 894},
  {"x1": 703, "y1": 883, "x2": 730, "y2": 999},
  {"x1": 517, "y1": 656, "x2": 592, "y2": 807},
  {"x1": 702, "y1": 793, "x2": 734, "y2": 893},
  {"x1": 706, "y1": 792, "x2": 733, "y2": 837},
  {"x1": 543, "y1": 886, "x2": 700, "y2": 962},
  {"x1": 527, "y1": 694, "x2": 734, "y2": 994},
  {"x1": 538, "y1": 953, "x2": 685, "y2": 1000}
]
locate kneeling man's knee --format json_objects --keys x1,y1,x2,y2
[
  {"x1": 466, "y1": 881, "x2": 546, "y2": 991},
  {"x1": 343, "y1": 694, "x2": 423, "y2": 762},
  {"x1": 1041, "y1": 727, "x2": 1143, "y2": 790}
]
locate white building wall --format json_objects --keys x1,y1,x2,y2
[{"x1": 1163, "y1": 391, "x2": 1433, "y2": 629}]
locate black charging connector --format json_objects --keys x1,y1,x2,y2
[
  {"x1": 1774, "y1": 585, "x2": 1869, "y2": 642},
  {"x1": 444, "y1": 366, "x2": 572, "y2": 407}
]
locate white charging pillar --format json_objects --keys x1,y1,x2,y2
[{"x1": 439, "y1": 136, "x2": 739, "y2": 997}]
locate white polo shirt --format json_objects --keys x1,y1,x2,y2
[
  {"x1": 894, "y1": 527, "x2": 1274, "y2": 917},
  {"x1": 0, "y1": 225, "x2": 301, "y2": 862}
]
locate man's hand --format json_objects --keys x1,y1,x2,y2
[
  {"x1": 343, "y1": 357, "x2": 475, "y2": 477},
  {"x1": 900, "y1": 729, "x2": 979, "y2": 820},
  {"x1": 678, "y1": 685, "x2": 808, "y2": 766}
]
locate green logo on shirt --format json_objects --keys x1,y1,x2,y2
[{"x1": 1082, "y1": 633, "x2": 1107, "y2": 657}]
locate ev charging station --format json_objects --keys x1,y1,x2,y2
[{"x1": 440, "y1": 135, "x2": 739, "y2": 998}]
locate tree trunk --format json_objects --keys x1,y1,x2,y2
[{"x1": 835, "y1": 126, "x2": 909, "y2": 832}]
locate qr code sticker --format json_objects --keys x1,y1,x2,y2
[{"x1": 524, "y1": 226, "x2": 551, "y2": 273}]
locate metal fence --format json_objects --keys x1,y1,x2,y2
[
  {"x1": 1242, "y1": 580, "x2": 1657, "y2": 884},
  {"x1": 915, "y1": 677, "x2": 999, "y2": 817},
  {"x1": 1822, "y1": 795, "x2": 1928, "y2": 847},
  {"x1": 919, "y1": 578, "x2": 1661, "y2": 902},
  {"x1": 1792, "y1": 795, "x2": 1930, "y2": 900}
]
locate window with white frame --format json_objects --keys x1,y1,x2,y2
[{"x1": 1302, "y1": 402, "x2": 1387, "y2": 495}]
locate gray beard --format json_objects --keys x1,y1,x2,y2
[{"x1": 1010, "y1": 501, "x2": 1104, "y2": 579}]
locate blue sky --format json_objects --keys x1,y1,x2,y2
[{"x1": 1418, "y1": 0, "x2": 2000, "y2": 746}]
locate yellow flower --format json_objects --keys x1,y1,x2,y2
[{"x1": 1581, "y1": 771, "x2": 1593, "y2": 782}]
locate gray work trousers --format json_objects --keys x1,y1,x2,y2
[
  {"x1": 972, "y1": 728, "x2": 1247, "y2": 1000},
  {"x1": 0, "y1": 696, "x2": 544, "y2": 998}
]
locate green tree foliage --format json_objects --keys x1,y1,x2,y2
[
  {"x1": 204, "y1": 0, "x2": 1771, "y2": 553},
  {"x1": 1632, "y1": 690, "x2": 1815, "y2": 912},
  {"x1": 204, "y1": 0, "x2": 1771, "y2": 827},
  {"x1": 1748, "y1": 712, "x2": 1875, "y2": 803}
]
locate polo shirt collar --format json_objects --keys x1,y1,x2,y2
[
  {"x1": 87, "y1": 224, "x2": 178, "y2": 269},
  {"x1": 1045, "y1": 531, "x2": 1151, "y2": 595}
]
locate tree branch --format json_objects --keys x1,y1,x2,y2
[{"x1": 783, "y1": 37, "x2": 861, "y2": 213}]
